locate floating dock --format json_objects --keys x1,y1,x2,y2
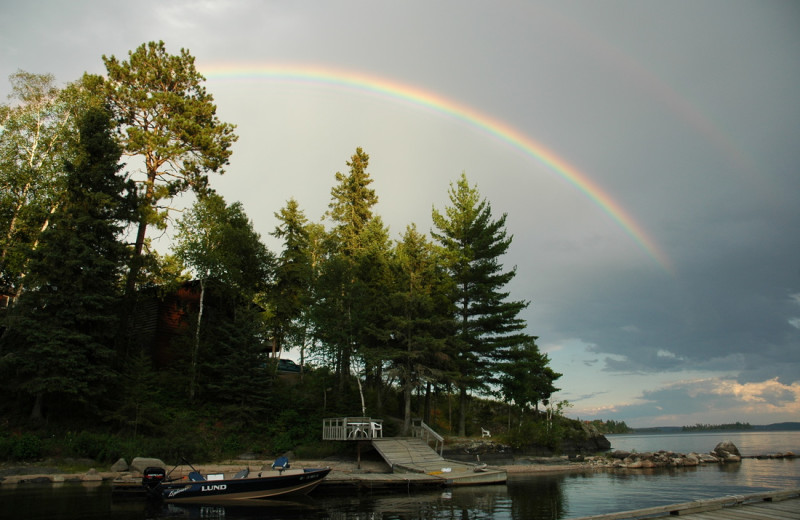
[{"x1": 568, "y1": 488, "x2": 800, "y2": 520}]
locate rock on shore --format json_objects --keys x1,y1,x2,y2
[{"x1": 572, "y1": 441, "x2": 795, "y2": 470}]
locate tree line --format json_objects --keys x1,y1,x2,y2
[
  {"x1": 682, "y1": 422, "x2": 753, "y2": 432},
  {"x1": 0, "y1": 41, "x2": 561, "y2": 442}
]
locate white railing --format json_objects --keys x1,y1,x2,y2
[
  {"x1": 411, "y1": 418, "x2": 444, "y2": 455},
  {"x1": 322, "y1": 417, "x2": 384, "y2": 440}
]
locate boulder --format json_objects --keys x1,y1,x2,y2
[
  {"x1": 83, "y1": 469, "x2": 102, "y2": 482},
  {"x1": 130, "y1": 457, "x2": 166, "y2": 474},
  {"x1": 698, "y1": 453, "x2": 718, "y2": 463},
  {"x1": 111, "y1": 458, "x2": 128, "y2": 472},
  {"x1": 713, "y1": 440, "x2": 741, "y2": 458}
]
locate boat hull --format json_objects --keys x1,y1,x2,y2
[{"x1": 158, "y1": 468, "x2": 331, "y2": 503}]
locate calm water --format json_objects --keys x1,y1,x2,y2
[
  {"x1": 606, "y1": 430, "x2": 800, "y2": 456},
  {"x1": 2, "y1": 432, "x2": 798, "y2": 519}
]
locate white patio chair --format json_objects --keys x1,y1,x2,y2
[{"x1": 481, "y1": 427, "x2": 491, "y2": 438}]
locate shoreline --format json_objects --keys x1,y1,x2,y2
[
  {"x1": 2, "y1": 450, "x2": 795, "y2": 485},
  {"x1": 0, "y1": 458, "x2": 585, "y2": 485}
]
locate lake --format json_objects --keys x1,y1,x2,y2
[
  {"x1": 1, "y1": 431, "x2": 798, "y2": 519},
  {"x1": 605, "y1": 430, "x2": 800, "y2": 457}
]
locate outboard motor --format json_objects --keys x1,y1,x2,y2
[{"x1": 142, "y1": 467, "x2": 166, "y2": 494}]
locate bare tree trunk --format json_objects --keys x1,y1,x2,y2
[
  {"x1": 30, "y1": 393, "x2": 43, "y2": 421},
  {"x1": 403, "y1": 381, "x2": 412, "y2": 435},
  {"x1": 458, "y1": 385, "x2": 468, "y2": 437},
  {"x1": 189, "y1": 278, "x2": 205, "y2": 400}
]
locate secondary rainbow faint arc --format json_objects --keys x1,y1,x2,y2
[{"x1": 203, "y1": 63, "x2": 674, "y2": 275}]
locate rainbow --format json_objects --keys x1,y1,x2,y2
[{"x1": 201, "y1": 63, "x2": 673, "y2": 275}]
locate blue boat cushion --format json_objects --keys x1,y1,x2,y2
[
  {"x1": 233, "y1": 468, "x2": 249, "y2": 479},
  {"x1": 188, "y1": 471, "x2": 205, "y2": 481},
  {"x1": 272, "y1": 456, "x2": 290, "y2": 470}
]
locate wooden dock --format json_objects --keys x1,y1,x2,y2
[
  {"x1": 370, "y1": 438, "x2": 507, "y2": 485},
  {"x1": 568, "y1": 488, "x2": 800, "y2": 520}
]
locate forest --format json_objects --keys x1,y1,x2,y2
[{"x1": 0, "y1": 42, "x2": 565, "y2": 464}]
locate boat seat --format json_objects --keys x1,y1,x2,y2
[
  {"x1": 188, "y1": 471, "x2": 205, "y2": 481},
  {"x1": 233, "y1": 468, "x2": 249, "y2": 479},
  {"x1": 272, "y1": 456, "x2": 290, "y2": 473}
]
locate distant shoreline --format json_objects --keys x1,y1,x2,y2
[{"x1": 619, "y1": 422, "x2": 800, "y2": 434}]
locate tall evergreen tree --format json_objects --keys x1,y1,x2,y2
[
  {"x1": 351, "y1": 216, "x2": 394, "y2": 410},
  {"x1": 431, "y1": 172, "x2": 531, "y2": 436},
  {"x1": 390, "y1": 224, "x2": 455, "y2": 433},
  {"x1": 327, "y1": 147, "x2": 378, "y2": 257},
  {"x1": 269, "y1": 198, "x2": 312, "y2": 362},
  {"x1": 317, "y1": 147, "x2": 380, "y2": 387},
  {"x1": 0, "y1": 106, "x2": 133, "y2": 420}
]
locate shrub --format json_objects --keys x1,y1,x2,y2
[{"x1": 9, "y1": 433, "x2": 43, "y2": 460}]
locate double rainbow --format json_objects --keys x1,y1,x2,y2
[{"x1": 202, "y1": 63, "x2": 673, "y2": 275}]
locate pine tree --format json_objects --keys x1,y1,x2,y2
[
  {"x1": 270, "y1": 198, "x2": 313, "y2": 363},
  {"x1": 390, "y1": 224, "x2": 455, "y2": 433},
  {"x1": 431, "y1": 172, "x2": 531, "y2": 436},
  {"x1": 497, "y1": 340, "x2": 561, "y2": 425},
  {"x1": 101, "y1": 41, "x2": 238, "y2": 333},
  {"x1": 317, "y1": 147, "x2": 381, "y2": 387}
]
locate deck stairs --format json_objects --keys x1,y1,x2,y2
[{"x1": 370, "y1": 438, "x2": 506, "y2": 485}]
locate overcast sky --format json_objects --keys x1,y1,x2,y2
[{"x1": 3, "y1": 1, "x2": 798, "y2": 427}]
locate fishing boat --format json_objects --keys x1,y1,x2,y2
[{"x1": 140, "y1": 458, "x2": 331, "y2": 503}]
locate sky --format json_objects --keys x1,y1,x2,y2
[{"x1": 2, "y1": 1, "x2": 798, "y2": 428}]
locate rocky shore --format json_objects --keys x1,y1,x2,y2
[
  {"x1": 0, "y1": 441, "x2": 795, "y2": 485},
  {"x1": 453, "y1": 439, "x2": 796, "y2": 471}
]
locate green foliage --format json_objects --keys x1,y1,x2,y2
[
  {"x1": 0, "y1": 105, "x2": 133, "y2": 419},
  {"x1": 269, "y1": 198, "x2": 313, "y2": 357},
  {"x1": 0, "y1": 433, "x2": 43, "y2": 461},
  {"x1": 505, "y1": 418, "x2": 562, "y2": 452},
  {"x1": 0, "y1": 70, "x2": 86, "y2": 296},
  {"x1": 175, "y1": 193, "x2": 272, "y2": 296},
  {"x1": 496, "y1": 340, "x2": 561, "y2": 414},
  {"x1": 173, "y1": 192, "x2": 273, "y2": 400},
  {"x1": 101, "y1": 40, "x2": 238, "y2": 298}
]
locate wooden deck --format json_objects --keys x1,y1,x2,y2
[
  {"x1": 568, "y1": 488, "x2": 800, "y2": 520},
  {"x1": 371, "y1": 438, "x2": 507, "y2": 485},
  {"x1": 322, "y1": 417, "x2": 384, "y2": 440}
]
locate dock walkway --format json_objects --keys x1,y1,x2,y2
[
  {"x1": 370, "y1": 438, "x2": 506, "y2": 485},
  {"x1": 569, "y1": 488, "x2": 800, "y2": 520}
]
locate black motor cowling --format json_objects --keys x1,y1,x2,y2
[{"x1": 142, "y1": 467, "x2": 166, "y2": 490}]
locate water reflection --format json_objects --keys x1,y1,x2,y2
[
  {"x1": 157, "y1": 482, "x2": 566, "y2": 520},
  {"x1": 3, "y1": 459, "x2": 798, "y2": 520}
]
